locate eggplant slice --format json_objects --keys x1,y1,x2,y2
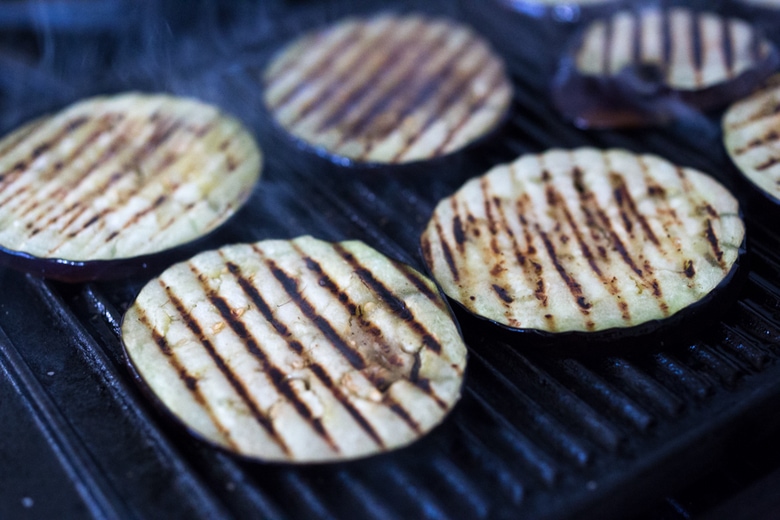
[
  {"x1": 121, "y1": 236, "x2": 467, "y2": 463},
  {"x1": 723, "y1": 73, "x2": 780, "y2": 205},
  {"x1": 420, "y1": 148, "x2": 745, "y2": 343},
  {"x1": 552, "y1": 7, "x2": 780, "y2": 128},
  {"x1": 262, "y1": 13, "x2": 512, "y2": 166},
  {"x1": 0, "y1": 93, "x2": 262, "y2": 281}
]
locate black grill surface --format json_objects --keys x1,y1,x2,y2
[{"x1": 2, "y1": 1, "x2": 780, "y2": 519}]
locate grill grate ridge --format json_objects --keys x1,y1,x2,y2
[
  {"x1": 468, "y1": 349, "x2": 594, "y2": 467},
  {"x1": 557, "y1": 358, "x2": 656, "y2": 433}
]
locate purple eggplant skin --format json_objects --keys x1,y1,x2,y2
[{"x1": 0, "y1": 219, "x2": 232, "y2": 283}]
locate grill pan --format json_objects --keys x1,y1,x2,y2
[{"x1": 2, "y1": 0, "x2": 780, "y2": 518}]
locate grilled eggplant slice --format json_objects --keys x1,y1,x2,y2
[
  {"x1": 420, "y1": 148, "x2": 745, "y2": 345},
  {"x1": 262, "y1": 13, "x2": 512, "y2": 166},
  {"x1": 121, "y1": 236, "x2": 466, "y2": 463},
  {"x1": 552, "y1": 7, "x2": 780, "y2": 128},
  {"x1": 0, "y1": 93, "x2": 262, "y2": 282},
  {"x1": 723, "y1": 73, "x2": 780, "y2": 205}
]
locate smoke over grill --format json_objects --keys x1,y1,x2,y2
[{"x1": 2, "y1": 0, "x2": 780, "y2": 519}]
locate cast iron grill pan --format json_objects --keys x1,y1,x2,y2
[{"x1": 1, "y1": 0, "x2": 780, "y2": 518}]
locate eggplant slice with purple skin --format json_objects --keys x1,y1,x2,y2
[
  {"x1": 420, "y1": 148, "x2": 746, "y2": 348},
  {"x1": 552, "y1": 7, "x2": 780, "y2": 128},
  {"x1": 121, "y1": 236, "x2": 467, "y2": 463},
  {"x1": 0, "y1": 93, "x2": 262, "y2": 282},
  {"x1": 261, "y1": 13, "x2": 512, "y2": 167},
  {"x1": 723, "y1": 73, "x2": 780, "y2": 206}
]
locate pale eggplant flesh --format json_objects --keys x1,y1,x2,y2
[
  {"x1": 0, "y1": 92, "x2": 262, "y2": 282},
  {"x1": 552, "y1": 7, "x2": 780, "y2": 128},
  {"x1": 723, "y1": 73, "x2": 780, "y2": 206},
  {"x1": 121, "y1": 236, "x2": 467, "y2": 463},
  {"x1": 262, "y1": 13, "x2": 513, "y2": 166},
  {"x1": 420, "y1": 148, "x2": 746, "y2": 350}
]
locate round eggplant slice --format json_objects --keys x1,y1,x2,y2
[
  {"x1": 0, "y1": 92, "x2": 262, "y2": 282},
  {"x1": 723, "y1": 73, "x2": 780, "y2": 205},
  {"x1": 121, "y1": 236, "x2": 467, "y2": 463},
  {"x1": 420, "y1": 148, "x2": 745, "y2": 345},
  {"x1": 552, "y1": 7, "x2": 780, "y2": 128},
  {"x1": 261, "y1": 13, "x2": 512, "y2": 166}
]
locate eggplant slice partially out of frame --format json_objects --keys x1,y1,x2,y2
[
  {"x1": 723, "y1": 73, "x2": 780, "y2": 206},
  {"x1": 552, "y1": 7, "x2": 780, "y2": 128},
  {"x1": 0, "y1": 92, "x2": 262, "y2": 282},
  {"x1": 121, "y1": 236, "x2": 467, "y2": 463},
  {"x1": 420, "y1": 148, "x2": 745, "y2": 347}
]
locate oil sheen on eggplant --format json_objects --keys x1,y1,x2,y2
[
  {"x1": 121, "y1": 236, "x2": 467, "y2": 463},
  {"x1": 0, "y1": 92, "x2": 262, "y2": 282},
  {"x1": 420, "y1": 148, "x2": 746, "y2": 348}
]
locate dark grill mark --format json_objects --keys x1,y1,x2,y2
[
  {"x1": 735, "y1": 130, "x2": 780, "y2": 155},
  {"x1": 690, "y1": 10, "x2": 703, "y2": 86},
  {"x1": 595, "y1": 207, "x2": 644, "y2": 277},
  {"x1": 537, "y1": 226, "x2": 591, "y2": 313},
  {"x1": 268, "y1": 26, "x2": 365, "y2": 110},
  {"x1": 204, "y1": 287, "x2": 340, "y2": 454},
  {"x1": 433, "y1": 64, "x2": 508, "y2": 155},
  {"x1": 435, "y1": 219, "x2": 459, "y2": 283},
  {"x1": 756, "y1": 156, "x2": 779, "y2": 171},
  {"x1": 514, "y1": 194, "x2": 547, "y2": 307},
  {"x1": 452, "y1": 214, "x2": 466, "y2": 247},
  {"x1": 749, "y1": 27, "x2": 764, "y2": 64},
  {"x1": 13, "y1": 113, "x2": 140, "y2": 235},
  {"x1": 222, "y1": 260, "x2": 385, "y2": 447},
  {"x1": 258, "y1": 249, "x2": 431, "y2": 436},
  {"x1": 632, "y1": 12, "x2": 643, "y2": 65},
  {"x1": 396, "y1": 263, "x2": 443, "y2": 309},
  {"x1": 611, "y1": 174, "x2": 660, "y2": 245},
  {"x1": 0, "y1": 119, "x2": 46, "y2": 161},
  {"x1": 281, "y1": 23, "x2": 397, "y2": 128},
  {"x1": 704, "y1": 219, "x2": 725, "y2": 267},
  {"x1": 309, "y1": 364, "x2": 384, "y2": 447},
  {"x1": 136, "y1": 310, "x2": 240, "y2": 451},
  {"x1": 0, "y1": 114, "x2": 117, "y2": 212},
  {"x1": 0, "y1": 115, "x2": 89, "y2": 186},
  {"x1": 296, "y1": 255, "x2": 447, "y2": 414},
  {"x1": 389, "y1": 44, "x2": 495, "y2": 162},
  {"x1": 161, "y1": 283, "x2": 291, "y2": 455},
  {"x1": 386, "y1": 401, "x2": 422, "y2": 435},
  {"x1": 492, "y1": 284, "x2": 513, "y2": 304},
  {"x1": 263, "y1": 256, "x2": 367, "y2": 370},
  {"x1": 723, "y1": 18, "x2": 735, "y2": 75},
  {"x1": 357, "y1": 41, "x2": 473, "y2": 155},
  {"x1": 412, "y1": 378, "x2": 448, "y2": 411},
  {"x1": 335, "y1": 26, "x2": 455, "y2": 144},
  {"x1": 562, "y1": 196, "x2": 603, "y2": 278},
  {"x1": 314, "y1": 21, "x2": 426, "y2": 134},
  {"x1": 335, "y1": 244, "x2": 444, "y2": 355}
]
